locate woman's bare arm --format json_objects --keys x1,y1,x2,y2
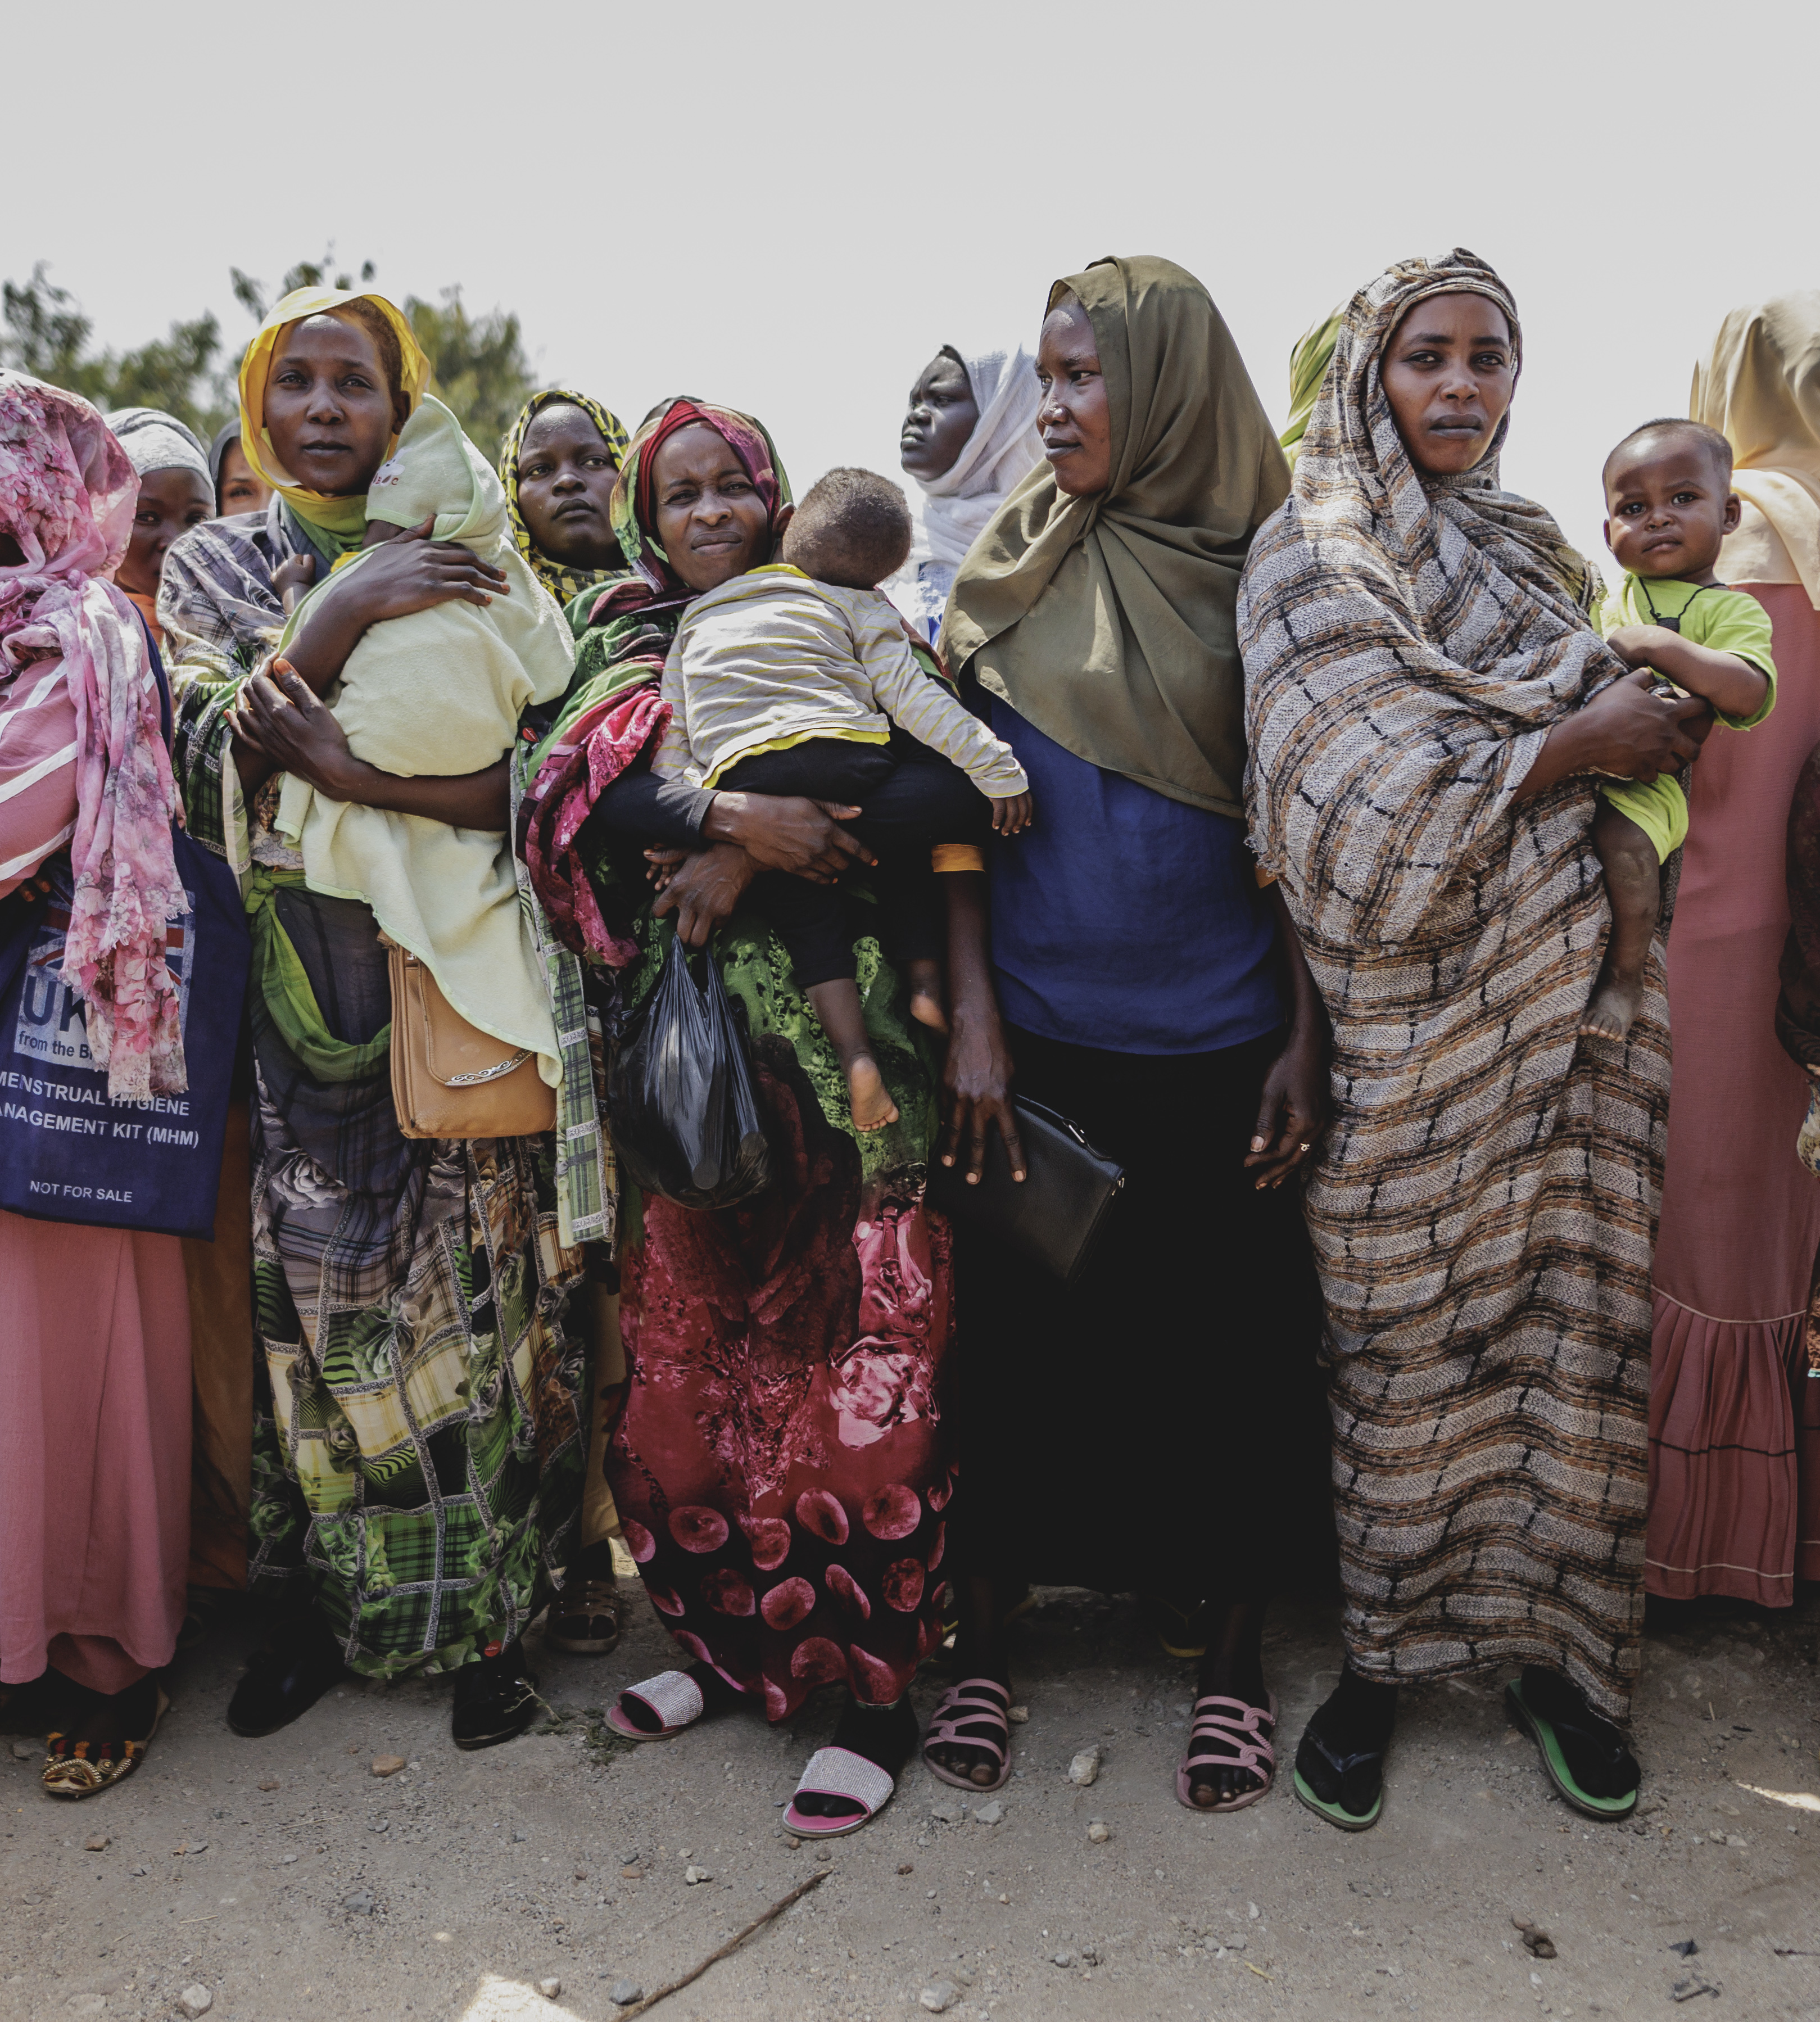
[{"x1": 938, "y1": 871, "x2": 1025, "y2": 1183}]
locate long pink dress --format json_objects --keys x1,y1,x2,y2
[
  {"x1": 0, "y1": 1214, "x2": 191, "y2": 1692},
  {"x1": 1647, "y1": 581, "x2": 1820, "y2": 1603}
]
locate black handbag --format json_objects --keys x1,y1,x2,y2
[{"x1": 926, "y1": 1097, "x2": 1125, "y2": 1286}]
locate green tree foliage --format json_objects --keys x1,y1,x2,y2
[
  {"x1": 1, "y1": 263, "x2": 229, "y2": 437},
  {"x1": 3, "y1": 253, "x2": 536, "y2": 460}
]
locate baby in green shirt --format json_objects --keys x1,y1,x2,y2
[{"x1": 1584, "y1": 418, "x2": 1776, "y2": 1041}]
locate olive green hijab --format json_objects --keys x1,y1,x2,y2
[{"x1": 941, "y1": 255, "x2": 1289, "y2": 818}]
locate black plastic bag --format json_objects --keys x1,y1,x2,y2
[{"x1": 608, "y1": 934, "x2": 772, "y2": 1210}]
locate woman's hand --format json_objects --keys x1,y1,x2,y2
[
  {"x1": 653, "y1": 842, "x2": 757, "y2": 947},
  {"x1": 1244, "y1": 1021, "x2": 1329, "y2": 1189},
  {"x1": 230, "y1": 662, "x2": 358, "y2": 797},
  {"x1": 1246, "y1": 884, "x2": 1332, "y2": 1189},
  {"x1": 700, "y1": 792, "x2": 873, "y2": 883},
  {"x1": 1513, "y1": 668, "x2": 1713, "y2": 802},
  {"x1": 338, "y1": 516, "x2": 509, "y2": 624},
  {"x1": 938, "y1": 870, "x2": 1026, "y2": 1183}
]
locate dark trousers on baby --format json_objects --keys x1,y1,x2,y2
[{"x1": 716, "y1": 729, "x2": 988, "y2": 986}]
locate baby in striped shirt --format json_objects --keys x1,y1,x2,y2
[{"x1": 656, "y1": 467, "x2": 1030, "y2": 1132}]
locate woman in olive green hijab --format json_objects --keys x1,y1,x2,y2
[{"x1": 927, "y1": 256, "x2": 1333, "y2": 1817}]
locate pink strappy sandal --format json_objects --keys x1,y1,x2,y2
[
  {"x1": 782, "y1": 1747, "x2": 897, "y2": 1839},
  {"x1": 604, "y1": 1669, "x2": 705, "y2": 1741},
  {"x1": 921, "y1": 1677, "x2": 1012, "y2": 1794},
  {"x1": 1175, "y1": 1691, "x2": 1278, "y2": 1812}
]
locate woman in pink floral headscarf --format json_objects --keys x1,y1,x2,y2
[{"x1": 0, "y1": 372, "x2": 192, "y2": 1801}]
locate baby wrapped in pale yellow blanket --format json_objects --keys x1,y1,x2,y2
[{"x1": 275, "y1": 395, "x2": 574, "y2": 1087}]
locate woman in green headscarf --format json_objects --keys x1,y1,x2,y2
[
  {"x1": 500, "y1": 388, "x2": 632, "y2": 613},
  {"x1": 162, "y1": 288, "x2": 605, "y2": 1753},
  {"x1": 929, "y1": 256, "x2": 1334, "y2": 1817},
  {"x1": 497, "y1": 391, "x2": 637, "y2": 1659}
]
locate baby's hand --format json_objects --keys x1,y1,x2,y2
[
  {"x1": 1604, "y1": 624, "x2": 1669, "y2": 673},
  {"x1": 990, "y1": 792, "x2": 1033, "y2": 836},
  {"x1": 273, "y1": 552, "x2": 318, "y2": 613}
]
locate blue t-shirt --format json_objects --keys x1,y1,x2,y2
[{"x1": 985, "y1": 699, "x2": 1283, "y2": 1056}]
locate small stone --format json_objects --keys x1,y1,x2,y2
[
  {"x1": 814, "y1": 1847, "x2": 832, "y2": 1863},
  {"x1": 257, "y1": 1778, "x2": 280, "y2": 1792},
  {"x1": 512, "y1": 1829, "x2": 528, "y2": 1843},
  {"x1": 920, "y1": 1984, "x2": 959, "y2": 2014},
  {"x1": 609, "y1": 1983, "x2": 644, "y2": 2007},
  {"x1": 1052, "y1": 1950, "x2": 1076, "y2": 1969},
  {"x1": 619, "y1": 1863, "x2": 644, "y2": 1878},
  {"x1": 898, "y1": 1862, "x2": 914, "y2": 1875},
  {"x1": 974, "y1": 1800, "x2": 1004, "y2": 1825},
  {"x1": 280, "y1": 1854, "x2": 298, "y2": 1865},
  {"x1": 369, "y1": 1819, "x2": 390, "y2": 1833},
  {"x1": 343, "y1": 1888, "x2": 375, "y2": 1915},
  {"x1": 1007, "y1": 1706, "x2": 1029, "y2": 1724},
  {"x1": 1224, "y1": 1935, "x2": 1248, "y2": 1952},
  {"x1": 1248, "y1": 1902, "x2": 1260, "y2": 1920},
  {"x1": 573, "y1": 1870, "x2": 587, "y2": 1881},
  {"x1": 130, "y1": 1866, "x2": 147, "y2": 1877},
  {"x1": 1069, "y1": 1747, "x2": 1101, "y2": 1787},
  {"x1": 176, "y1": 1987, "x2": 213, "y2": 2019},
  {"x1": 371, "y1": 1755, "x2": 406, "y2": 1777},
  {"x1": 1086, "y1": 1819, "x2": 1111, "y2": 1843},
  {"x1": 538, "y1": 1980, "x2": 562, "y2": 2000},
  {"x1": 781, "y1": 1835, "x2": 800, "y2": 1850},
  {"x1": 9, "y1": 1740, "x2": 34, "y2": 1761},
  {"x1": 84, "y1": 1834, "x2": 108, "y2": 1853},
  {"x1": 684, "y1": 1863, "x2": 712, "y2": 1884},
  {"x1": 930, "y1": 1797, "x2": 961, "y2": 1825}
]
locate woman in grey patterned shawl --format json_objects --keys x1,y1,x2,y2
[{"x1": 1240, "y1": 249, "x2": 1710, "y2": 1831}]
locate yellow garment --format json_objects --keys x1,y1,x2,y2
[
  {"x1": 238, "y1": 287, "x2": 431, "y2": 546},
  {"x1": 275, "y1": 396, "x2": 574, "y2": 1084},
  {"x1": 1691, "y1": 293, "x2": 1820, "y2": 608},
  {"x1": 1280, "y1": 306, "x2": 1344, "y2": 466},
  {"x1": 1595, "y1": 572, "x2": 1778, "y2": 862}
]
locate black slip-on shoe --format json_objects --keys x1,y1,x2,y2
[
  {"x1": 451, "y1": 1640, "x2": 541, "y2": 1752},
  {"x1": 226, "y1": 1618, "x2": 346, "y2": 1738}
]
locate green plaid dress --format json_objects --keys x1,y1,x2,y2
[{"x1": 173, "y1": 673, "x2": 600, "y2": 1675}]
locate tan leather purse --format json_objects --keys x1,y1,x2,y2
[{"x1": 384, "y1": 939, "x2": 556, "y2": 1141}]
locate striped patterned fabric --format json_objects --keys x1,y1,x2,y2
[
  {"x1": 0, "y1": 661, "x2": 78, "y2": 895},
  {"x1": 1240, "y1": 250, "x2": 1665, "y2": 1718}
]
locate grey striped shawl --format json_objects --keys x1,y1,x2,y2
[{"x1": 1238, "y1": 249, "x2": 1665, "y2": 1718}]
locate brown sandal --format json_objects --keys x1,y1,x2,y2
[
  {"x1": 547, "y1": 1552, "x2": 622, "y2": 1656},
  {"x1": 43, "y1": 1686, "x2": 169, "y2": 1799}
]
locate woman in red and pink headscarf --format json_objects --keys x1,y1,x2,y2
[{"x1": 0, "y1": 372, "x2": 193, "y2": 1799}]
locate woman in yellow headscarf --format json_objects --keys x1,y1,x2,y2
[
  {"x1": 160, "y1": 288, "x2": 604, "y2": 1758},
  {"x1": 1648, "y1": 294, "x2": 1820, "y2": 1614}
]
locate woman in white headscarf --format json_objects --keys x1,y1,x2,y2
[
  {"x1": 103, "y1": 409, "x2": 215, "y2": 650},
  {"x1": 886, "y1": 345, "x2": 1044, "y2": 640}
]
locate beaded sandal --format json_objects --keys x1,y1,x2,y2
[{"x1": 42, "y1": 1688, "x2": 169, "y2": 1800}]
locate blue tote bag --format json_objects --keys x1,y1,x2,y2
[{"x1": 0, "y1": 639, "x2": 250, "y2": 1241}]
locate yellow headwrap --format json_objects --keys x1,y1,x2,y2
[
  {"x1": 237, "y1": 287, "x2": 431, "y2": 550},
  {"x1": 1279, "y1": 306, "x2": 1345, "y2": 467}
]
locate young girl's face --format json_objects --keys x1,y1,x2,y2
[
  {"x1": 516, "y1": 404, "x2": 622, "y2": 570},
  {"x1": 1380, "y1": 293, "x2": 1515, "y2": 477},
  {"x1": 117, "y1": 466, "x2": 214, "y2": 596},
  {"x1": 263, "y1": 315, "x2": 408, "y2": 497},
  {"x1": 218, "y1": 438, "x2": 271, "y2": 517},
  {"x1": 649, "y1": 424, "x2": 780, "y2": 592}
]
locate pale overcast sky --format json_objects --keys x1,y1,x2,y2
[{"x1": 9, "y1": 0, "x2": 1812, "y2": 567}]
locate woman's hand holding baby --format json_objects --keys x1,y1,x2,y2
[
  {"x1": 1513, "y1": 667, "x2": 1713, "y2": 802},
  {"x1": 345, "y1": 516, "x2": 509, "y2": 621}
]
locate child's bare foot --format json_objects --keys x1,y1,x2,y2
[
  {"x1": 907, "y1": 957, "x2": 949, "y2": 1035},
  {"x1": 847, "y1": 1053, "x2": 900, "y2": 1132},
  {"x1": 1581, "y1": 963, "x2": 1645, "y2": 1041},
  {"x1": 807, "y1": 977, "x2": 901, "y2": 1131}
]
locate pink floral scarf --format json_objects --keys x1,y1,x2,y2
[{"x1": 0, "y1": 373, "x2": 186, "y2": 1099}]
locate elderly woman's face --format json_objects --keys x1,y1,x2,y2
[
  {"x1": 649, "y1": 423, "x2": 784, "y2": 593},
  {"x1": 1035, "y1": 295, "x2": 1112, "y2": 497},
  {"x1": 899, "y1": 351, "x2": 979, "y2": 483},
  {"x1": 262, "y1": 314, "x2": 408, "y2": 497},
  {"x1": 1380, "y1": 293, "x2": 1516, "y2": 477},
  {"x1": 516, "y1": 404, "x2": 623, "y2": 571}
]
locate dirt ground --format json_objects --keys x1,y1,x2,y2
[{"x1": 3, "y1": 1578, "x2": 1819, "y2": 2022}]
